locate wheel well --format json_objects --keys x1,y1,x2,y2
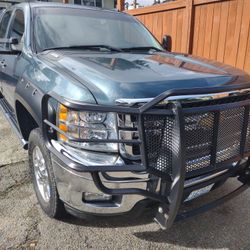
[{"x1": 16, "y1": 101, "x2": 39, "y2": 141}]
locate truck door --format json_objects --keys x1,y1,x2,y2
[
  {"x1": 1, "y1": 9, "x2": 25, "y2": 109},
  {"x1": 0, "y1": 10, "x2": 12, "y2": 98}
]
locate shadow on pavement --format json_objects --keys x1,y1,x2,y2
[
  {"x1": 60, "y1": 181, "x2": 250, "y2": 249},
  {"x1": 134, "y1": 185, "x2": 250, "y2": 249},
  {"x1": 61, "y1": 204, "x2": 157, "y2": 228}
]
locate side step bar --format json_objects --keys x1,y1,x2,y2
[{"x1": 0, "y1": 97, "x2": 28, "y2": 149}]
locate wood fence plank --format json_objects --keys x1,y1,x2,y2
[
  {"x1": 224, "y1": 0, "x2": 238, "y2": 66},
  {"x1": 171, "y1": 10, "x2": 178, "y2": 51},
  {"x1": 145, "y1": 14, "x2": 153, "y2": 33},
  {"x1": 243, "y1": 25, "x2": 250, "y2": 73},
  {"x1": 203, "y1": 3, "x2": 214, "y2": 58},
  {"x1": 192, "y1": 6, "x2": 201, "y2": 55},
  {"x1": 216, "y1": 1, "x2": 229, "y2": 62},
  {"x1": 197, "y1": 5, "x2": 207, "y2": 57},
  {"x1": 181, "y1": 0, "x2": 194, "y2": 53},
  {"x1": 236, "y1": 0, "x2": 250, "y2": 69},
  {"x1": 152, "y1": 13, "x2": 159, "y2": 40},
  {"x1": 117, "y1": 0, "x2": 125, "y2": 11},
  {"x1": 162, "y1": 11, "x2": 171, "y2": 39},
  {"x1": 136, "y1": 15, "x2": 143, "y2": 23},
  {"x1": 176, "y1": 9, "x2": 184, "y2": 52},
  {"x1": 229, "y1": 0, "x2": 244, "y2": 67},
  {"x1": 209, "y1": 2, "x2": 221, "y2": 60},
  {"x1": 157, "y1": 13, "x2": 163, "y2": 42},
  {"x1": 243, "y1": 28, "x2": 250, "y2": 72}
]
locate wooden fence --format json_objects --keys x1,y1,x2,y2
[{"x1": 122, "y1": 0, "x2": 250, "y2": 74}]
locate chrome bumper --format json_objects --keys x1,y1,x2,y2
[{"x1": 52, "y1": 157, "x2": 150, "y2": 215}]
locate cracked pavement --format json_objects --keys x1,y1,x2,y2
[{"x1": 0, "y1": 112, "x2": 250, "y2": 250}]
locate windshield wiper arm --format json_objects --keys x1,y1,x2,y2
[
  {"x1": 121, "y1": 46, "x2": 163, "y2": 52},
  {"x1": 41, "y1": 45, "x2": 123, "y2": 52}
]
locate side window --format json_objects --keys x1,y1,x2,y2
[
  {"x1": 9, "y1": 10, "x2": 24, "y2": 43},
  {"x1": 0, "y1": 11, "x2": 12, "y2": 38}
]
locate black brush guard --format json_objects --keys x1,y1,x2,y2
[{"x1": 42, "y1": 84, "x2": 250, "y2": 229}]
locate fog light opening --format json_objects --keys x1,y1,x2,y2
[{"x1": 82, "y1": 192, "x2": 113, "y2": 203}]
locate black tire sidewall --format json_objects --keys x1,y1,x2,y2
[{"x1": 28, "y1": 128, "x2": 64, "y2": 218}]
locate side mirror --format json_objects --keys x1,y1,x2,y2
[
  {"x1": 0, "y1": 37, "x2": 22, "y2": 53},
  {"x1": 10, "y1": 37, "x2": 23, "y2": 53},
  {"x1": 162, "y1": 35, "x2": 172, "y2": 52},
  {"x1": 0, "y1": 37, "x2": 18, "y2": 45},
  {"x1": 10, "y1": 37, "x2": 19, "y2": 45}
]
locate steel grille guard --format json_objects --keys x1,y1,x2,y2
[{"x1": 42, "y1": 84, "x2": 250, "y2": 229}]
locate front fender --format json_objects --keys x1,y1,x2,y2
[{"x1": 14, "y1": 57, "x2": 96, "y2": 139}]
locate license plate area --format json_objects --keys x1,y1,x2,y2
[{"x1": 185, "y1": 184, "x2": 214, "y2": 202}]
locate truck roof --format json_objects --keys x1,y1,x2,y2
[{"x1": 12, "y1": 2, "x2": 120, "y2": 14}]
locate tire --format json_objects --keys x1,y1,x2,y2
[{"x1": 28, "y1": 128, "x2": 66, "y2": 219}]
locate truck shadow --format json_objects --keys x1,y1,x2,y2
[
  {"x1": 133, "y1": 207, "x2": 245, "y2": 248},
  {"x1": 62, "y1": 182, "x2": 250, "y2": 249},
  {"x1": 62, "y1": 206, "x2": 156, "y2": 228},
  {"x1": 134, "y1": 189, "x2": 250, "y2": 249}
]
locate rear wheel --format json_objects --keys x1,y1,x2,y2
[{"x1": 28, "y1": 128, "x2": 66, "y2": 218}]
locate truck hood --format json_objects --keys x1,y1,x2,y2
[{"x1": 42, "y1": 51, "x2": 250, "y2": 104}]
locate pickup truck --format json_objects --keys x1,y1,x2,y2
[{"x1": 0, "y1": 2, "x2": 250, "y2": 230}]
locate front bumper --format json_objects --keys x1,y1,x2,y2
[
  {"x1": 52, "y1": 155, "x2": 149, "y2": 215},
  {"x1": 52, "y1": 152, "x2": 249, "y2": 219},
  {"x1": 42, "y1": 85, "x2": 250, "y2": 229}
]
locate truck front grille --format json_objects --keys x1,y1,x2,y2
[
  {"x1": 117, "y1": 94, "x2": 250, "y2": 178},
  {"x1": 143, "y1": 115, "x2": 174, "y2": 176},
  {"x1": 184, "y1": 112, "x2": 214, "y2": 173},
  {"x1": 216, "y1": 107, "x2": 244, "y2": 163},
  {"x1": 141, "y1": 95, "x2": 250, "y2": 178}
]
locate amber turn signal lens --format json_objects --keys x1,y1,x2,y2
[
  {"x1": 59, "y1": 123, "x2": 67, "y2": 132},
  {"x1": 59, "y1": 112, "x2": 67, "y2": 121},
  {"x1": 59, "y1": 104, "x2": 68, "y2": 114},
  {"x1": 59, "y1": 134, "x2": 67, "y2": 141},
  {"x1": 59, "y1": 104, "x2": 68, "y2": 122},
  {"x1": 58, "y1": 104, "x2": 68, "y2": 142}
]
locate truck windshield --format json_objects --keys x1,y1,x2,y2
[{"x1": 33, "y1": 7, "x2": 163, "y2": 53}]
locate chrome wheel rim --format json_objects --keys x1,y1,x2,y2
[{"x1": 32, "y1": 146, "x2": 51, "y2": 203}]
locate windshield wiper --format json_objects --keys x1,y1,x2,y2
[
  {"x1": 41, "y1": 45, "x2": 123, "y2": 52},
  {"x1": 121, "y1": 46, "x2": 163, "y2": 52}
]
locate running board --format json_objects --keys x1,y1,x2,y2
[{"x1": 0, "y1": 97, "x2": 28, "y2": 149}]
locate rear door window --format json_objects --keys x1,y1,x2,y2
[
  {"x1": 0, "y1": 11, "x2": 12, "y2": 38},
  {"x1": 8, "y1": 9, "x2": 24, "y2": 43}
]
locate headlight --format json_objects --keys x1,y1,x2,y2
[{"x1": 57, "y1": 104, "x2": 118, "y2": 152}]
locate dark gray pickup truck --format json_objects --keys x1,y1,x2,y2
[{"x1": 0, "y1": 2, "x2": 250, "y2": 229}]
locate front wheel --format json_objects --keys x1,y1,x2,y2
[{"x1": 28, "y1": 128, "x2": 66, "y2": 218}]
